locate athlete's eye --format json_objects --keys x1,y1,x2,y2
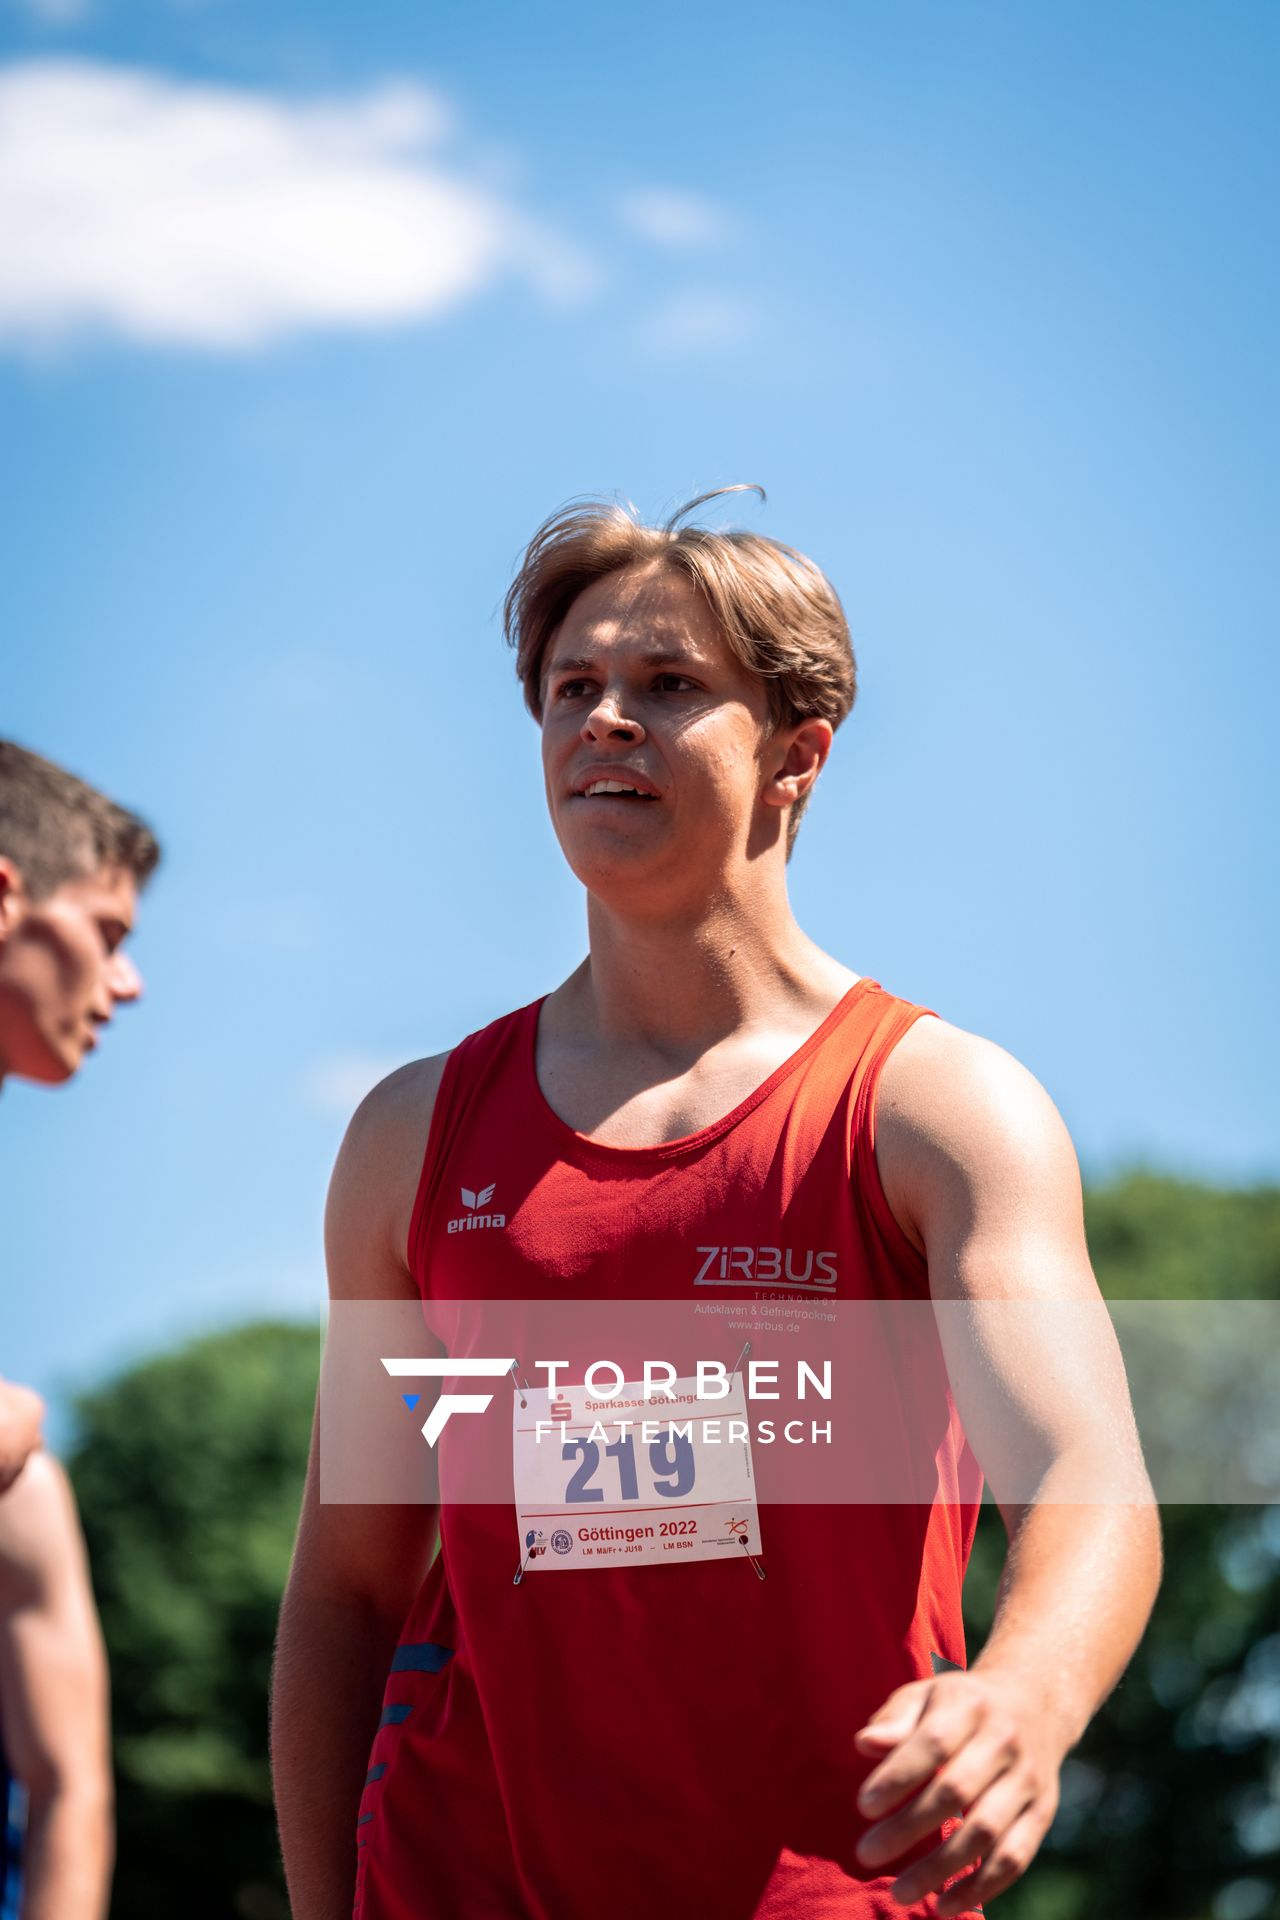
[{"x1": 551, "y1": 672, "x2": 696, "y2": 701}]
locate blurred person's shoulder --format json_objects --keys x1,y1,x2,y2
[{"x1": 0, "y1": 1451, "x2": 84, "y2": 1594}]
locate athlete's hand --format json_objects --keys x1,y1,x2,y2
[
  {"x1": 0, "y1": 1379, "x2": 45, "y2": 1493},
  {"x1": 852, "y1": 1667, "x2": 1067, "y2": 1914}
]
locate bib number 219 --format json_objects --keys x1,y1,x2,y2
[{"x1": 561, "y1": 1431, "x2": 695, "y2": 1504}]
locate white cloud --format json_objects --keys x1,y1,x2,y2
[
  {"x1": 617, "y1": 187, "x2": 734, "y2": 249},
  {"x1": 0, "y1": 60, "x2": 592, "y2": 351},
  {"x1": 304, "y1": 1052, "x2": 409, "y2": 1116}
]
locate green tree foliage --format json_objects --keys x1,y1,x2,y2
[
  {"x1": 1085, "y1": 1173, "x2": 1280, "y2": 1301},
  {"x1": 64, "y1": 1177, "x2": 1279, "y2": 1918},
  {"x1": 68, "y1": 1321, "x2": 320, "y2": 1920}
]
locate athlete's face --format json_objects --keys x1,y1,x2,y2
[
  {"x1": 541, "y1": 565, "x2": 799, "y2": 894},
  {"x1": 0, "y1": 863, "x2": 143, "y2": 1085}
]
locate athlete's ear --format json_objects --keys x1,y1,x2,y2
[
  {"x1": 761, "y1": 718, "x2": 833, "y2": 814},
  {"x1": 0, "y1": 860, "x2": 26, "y2": 944}
]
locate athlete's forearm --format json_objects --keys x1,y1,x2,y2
[
  {"x1": 271, "y1": 1581, "x2": 403, "y2": 1920},
  {"x1": 972, "y1": 1468, "x2": 1163, "y2": 1750},
  {"x1": 21, "y1": 1782, "x2": 113, "y2": 1920}
]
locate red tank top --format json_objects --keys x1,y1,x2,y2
[{"x1": 354, "y1": 980, "x2": 984, "y2": 1920}]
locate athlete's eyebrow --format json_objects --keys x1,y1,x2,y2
[{"x1": 544, "y1": 649, "x2": 707, "y2": 679}]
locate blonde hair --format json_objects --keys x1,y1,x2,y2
[{"x1": 503, "y1": 486, "x2": 857, "y2": 848}]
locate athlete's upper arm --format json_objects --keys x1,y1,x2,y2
[
  {"x1": 292, "y1": 1055, "x2": 450, "y2": 1620},
  {"x1": 875, "y1": 1020, "x2": 1150, "y2": 1520},
  {"x1": 0, "y1": 1453, "x2": 110, "y2": 1801}
]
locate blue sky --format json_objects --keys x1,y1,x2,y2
[{"x1": 2, "y1": 1, "x2": 1276, "y2": 1425}]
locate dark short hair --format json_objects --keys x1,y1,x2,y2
[{"x1": 0, "y1": 740, "x2": 161, "y2": 901}]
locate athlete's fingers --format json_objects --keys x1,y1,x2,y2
[
  {"x1": 857, "y1": 1726, "x2": 1021, "y2": 1872},
  {"x1": 852, "y1": 1679, "x2": 932, "y2": 1755},
  {"x1": 934, "y1": 1800, "x2": 1057, "y2": 1916},
  {"x1": 856, "y1": 1683, "x2": 983, "y2": 1825},
  {"x1": 883, "y1": 1769, "x2": 1036, "y2": 1907}
]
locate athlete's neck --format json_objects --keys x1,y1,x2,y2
[{"x1": 560, "y1": 892, "x2": 858, "y2": 1057}]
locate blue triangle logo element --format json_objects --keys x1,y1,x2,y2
[{"x1": 401, "y1": 1393, "x2": 421, "y2": 1412}]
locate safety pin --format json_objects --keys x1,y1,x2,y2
[
  {"x1": 738, "y1": 1534, "x2": 767, "y2": 1581},
  {"x1": 728, "y1": 1347, "x2": 763, "y2": 1576},
  {"x1": 513, "y1": 1525, "x2": 545, "y2": 1586},
  {"x1": 511, "y1": 1360, "x2": 534, "y2": 1584}
]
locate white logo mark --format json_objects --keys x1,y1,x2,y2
[
  {"x1": 447, "y1": 1182, "x2": 506, "y2": 1234},
  {"x1": 382, "y1": 1356, "x2": 516, "y2": 1445}
]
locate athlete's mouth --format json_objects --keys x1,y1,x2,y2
[
  {"x1": 571, "y1": 763, "x2": 661, "y2": 800},
  {"x1": 576, "y1": 782, "x2": 659, "y2": 801}
]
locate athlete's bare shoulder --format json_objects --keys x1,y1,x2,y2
[
  {"x1": 325, "y1": 1052, "x2": 452, "y2": 1298},
  {"x1": 873, "y1": 1014, "x2": 1085, "y2": 1281},
  {"x1": 349, "y1": 1053, "x2": 451, "y2": 1152}
]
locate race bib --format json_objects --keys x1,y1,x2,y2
[{"x1": 513, "y1": 1375, "x2": 761, "y2": 1573}]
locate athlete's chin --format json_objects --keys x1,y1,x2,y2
[
  {"x1": 558, "y1": 838, "x2": 673, "y2": 897},
  {"x1": 555, "y1": 822, "x2": 670, "y2": 880}
]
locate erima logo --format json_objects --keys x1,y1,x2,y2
[
  {"x1": 694, "y1": 1246, "x2": 839, "y2": 1290},
  {"x1": 382, "y1": 1357, "x2": 516, "y2": 1445},
  {"x1": 447, "y1": 1182, "x2": 507, "y2": 1234}
]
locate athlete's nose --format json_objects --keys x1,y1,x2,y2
[{"x1": 581, "y1": 690, "x2": 645, "y2": 745}]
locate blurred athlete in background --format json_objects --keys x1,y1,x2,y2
[
  {"x1": 0, "y1": 739, "x2": 160, "y2": 1919},
  {"x1": 0, "y1": 1395, "x2": 43, "y2": 1503}
]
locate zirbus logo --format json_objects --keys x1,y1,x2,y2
[
  {"x1": 382, "y1": 1357, "x2": 516, "y2": 1444},
  {"x1": 693, "y1": 1246, "x2": 838, "y2": 1290},
  {"x1": 447, "y1": 1182, "x2": 507, "y2": 1234}
]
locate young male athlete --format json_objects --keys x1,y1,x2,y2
[
  {"x1": 0, "y1": 738, "x2": 160, "y2": 1919},
  {"x1": 273, "y1": 490, "x2": 1161, "y2": 1919}
]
